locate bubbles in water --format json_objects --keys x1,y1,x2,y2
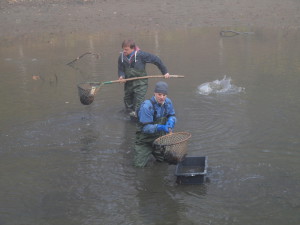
[{"x1": 197, "y1": 75, "x2": 245, "y2": 95}]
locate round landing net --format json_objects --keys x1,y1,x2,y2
[
  {"x1": 153, "y1": 132, "x2": 192, "y2": 164},
  {"x1": 77, "y1": 82, "x2": 101, "y2": 105}
]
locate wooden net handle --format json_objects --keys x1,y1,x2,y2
[{"x1": 102, "y1": 75, "x2": 184, "y2": 84}]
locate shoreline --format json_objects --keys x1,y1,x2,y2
[{"x1": 1, "y1": 0, "x2": 300, "y2": 39}]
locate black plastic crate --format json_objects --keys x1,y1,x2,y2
[{"x1": 175, "y1": 156, "x2": 208, "y2": 184}]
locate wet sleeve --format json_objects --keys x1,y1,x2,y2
[
  {"x1": 142, "y1": 52, "x2": 168, "y2": 75},
  {"x1": 142, "y1": 124, "x2": 158, "y2": 134},
  {"x1": 118, "y1": 56, "x2": 125, "y2": 78},
  {"x1": 167, "y1": 99, "x2": 177, "y2": 124},
  {"x1": 167, "y1": 116, "x2": 177, "y2": 125},
  {"x1": 138, "y1": 102, "x2": 157, "y2": 134}
]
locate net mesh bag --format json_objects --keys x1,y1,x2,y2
[
  {"x1": 153, "y1": 132, "x2": 191, "y2": 164},
  {"x1": 77, "y1": 82, "x2": 101, "y2": 105}
]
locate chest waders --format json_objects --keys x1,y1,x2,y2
[
  {"x1": 134, "y1": 105, "x2": 168, "y2": 167},
  {"x1": 124, "y1": 68, "x2": 148, "y2": 112}
]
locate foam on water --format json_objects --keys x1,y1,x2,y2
[{"x1": 198, "y1": 75, "x2": 245, "y2": 95}]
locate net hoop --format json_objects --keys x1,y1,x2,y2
[
  {"x1": 77, "y1": 82, "x2": 101, "y2": 105},
  {"x1": 153, "y1": 132, "x2": 192, "y2": 164},
  {"x1": 153, "y1": 132, "x2": 192, "y2": 147}
]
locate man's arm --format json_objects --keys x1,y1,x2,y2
[
  {"x1": 141, "y1": 51, "x2": 168, "y2": 75},
  {"x1": 139, "y1": 101, "x2": 157, "y2": 134},
  {"x1": 118, "y1": 56, "x2": 126, "y2": 78}
]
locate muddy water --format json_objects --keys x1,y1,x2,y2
[{"x1": 1, "y1": 27, "x2": 300, "y2": 225}]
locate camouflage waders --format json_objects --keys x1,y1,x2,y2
[
  {"x1": 124, "y1": 68, "x2": 148, "y2": 112},
  {"x1": 134, "y1": 117, "x2": 167, "y2": 167}
]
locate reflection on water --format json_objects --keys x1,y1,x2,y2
[{"x1": 1, "y1": 27, "x2": 300, "y2": 225}]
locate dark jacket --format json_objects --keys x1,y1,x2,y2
[{"x1": 118, "y1": 49, "x2": 168, "y2": 78}]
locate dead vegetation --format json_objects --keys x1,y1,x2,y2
[{"x1": 5, "y1": 0, "x2": 95, "y2": 5}]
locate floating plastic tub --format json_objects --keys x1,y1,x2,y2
[{"x1": 175, "y1": 156, "x2": 208, "y2": 184}]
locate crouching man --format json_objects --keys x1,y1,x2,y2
[{"x1": 134, "y1": 81, "x2": 177, "y2": 167}]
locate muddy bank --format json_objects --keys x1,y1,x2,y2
[{"x1": 1, "y1": 0, "x2": 300, "y2": 39}]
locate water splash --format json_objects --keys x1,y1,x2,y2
[{"x1": 197, "y1": 75, "x2": 245, "y2": 95}]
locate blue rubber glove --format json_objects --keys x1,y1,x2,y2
[
  {"x1": 157, "y1": 124, "x2": 170, "y2": 133},
  {"x1": 166, "y1": 117, "x2": 176, "y2": 129}
]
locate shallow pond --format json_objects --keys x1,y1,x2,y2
[{"x1": 1, "y1": 27, "x2": 300, "y2": 225}]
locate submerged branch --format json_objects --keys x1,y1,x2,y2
[{"x1": 66, "y1": 52, "x2": 100, "y2": 66}]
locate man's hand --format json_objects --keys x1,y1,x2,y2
[
  {"x1": 164, "y1": 73, "x2": 170, "y2": 79},
  {"x1": 157, "y1": 124, "x2": 171, "y2": 133},
  {"x1": 118, "y1": 76, "x2": 126, "y2": 83},
  {"x1": 166, "y1": 117, "x2": 175, "y2": 129}
]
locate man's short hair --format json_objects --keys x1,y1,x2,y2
[{"x1": 122, "y1": 40, "x2": 136, "y2": 49}]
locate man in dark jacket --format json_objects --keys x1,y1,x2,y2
[
  {"x1": 118, "y1": 40, "x2": 170, "y2": 117},
  {"x1": 134, "y1": 81, "x2": 176, "y2": 167}
]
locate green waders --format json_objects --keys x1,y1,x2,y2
[
  {"x1": 124, "y1": 68, "x2": 148, "y2": 112},
  {"x1": 134, "y1": 117, "x2": 167, "y2": 167}
]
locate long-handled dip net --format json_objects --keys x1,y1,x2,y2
[
  {"x1": 153, "y1": 132, "x2": 192, "y2": 164},
  {"x1": 77, "y1": 75, "x2": 185, "y2": 105},
  {"x1": 77, "y1": 82, "x2": 102, "y2": 105}
]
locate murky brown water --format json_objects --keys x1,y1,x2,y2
[{"x1": 1, "y1": 27, "x2": 300, "y2": 225}]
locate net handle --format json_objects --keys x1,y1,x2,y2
[
  {"x1": 87, "y1": 75, "x2": 184, "y2": 85},
  {"x1": 103, "y1": 75, "x2": 184, "y2": 84}
]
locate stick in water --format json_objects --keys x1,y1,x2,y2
[{"x1": 66, "y1": 52, "x2": 100, "y2": 65}]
